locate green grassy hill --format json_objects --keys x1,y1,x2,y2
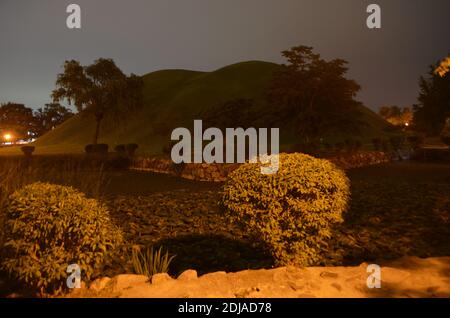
[{"x1": 2, "y1": 61, "x2": 392, "y2": 155}]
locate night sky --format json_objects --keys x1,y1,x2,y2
[{"x1": 0, "y1": 0, "x2": 449, "y2": 111}]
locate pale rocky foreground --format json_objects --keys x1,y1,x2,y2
[{"x1": 69, "y1": 257, "x2": 450, "y2": 298}]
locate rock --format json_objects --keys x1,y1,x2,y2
[
  {"x1": 200, "y1": 271, "x2": 227, "y2": 280},
  {"x1": 66, "y1": 257, "x2": 450, "y2": 298},
  {"x1": 287, "y1": 281, "x2": 304, "y2": 291},
  {"x1": 331, "y1": 283, "x2": 342, "y2": 291},
  {"x1": 177, "y1": 269, "x2": 198, "y2": 281},
  {"x1": 426, "y1": 286, "x2": 439, "y2": 293},
  {"x1": 90, "y1": 277, "x2": 111, "y2": 291},
  {"x1": 320, "y1": 271, "x2": 339, "y2": 279},
  {"x1": 110, "y1": 274, "x2": 149, "y2": 291},
  {"x1": 151, "y1": 273, "x2": 173, "y2": 285},
  {"x1": 296, "y1": 293, "x2": 317, "y2": 298}
]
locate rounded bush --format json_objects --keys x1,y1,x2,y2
[
  {"x1": 441, "y1": 118, "x2": 450, "y2": 146},
  {"x1": 85, "y1": 144, "x2": 109, "y2": 154},
  {"x1": 114, "y1": 144, "x2": 127, "y2": 155},
  {"x1": 221, "y1": 153, "x2": 350, "y2": 266},
  {"x1": 1, "y1": 182, "x2": 123, "y2": 293},
  {"x1": 21, "y1": 146, "x2": 35, "y2": 157},
  {"x1": 126, "y1": 143, "x2": 139, "y2": 157}
]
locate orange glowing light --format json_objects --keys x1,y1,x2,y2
[{"x1": 3, "y1": 133, "x2": 12, "y2": 141}]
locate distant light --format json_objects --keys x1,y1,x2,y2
[
  {"x1": 3, "y1": 133, "x2": 12, "y2": 141},
  {"x1": 404, "y1": 122, "x2": 409, "y2": 127}
]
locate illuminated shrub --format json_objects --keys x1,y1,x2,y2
[
  {"x1": 221, "y1": 153, "x2": 350, "y2": 266},
  {"x1": 1, "y1": 182, "x2": 123, "y2": 294}
]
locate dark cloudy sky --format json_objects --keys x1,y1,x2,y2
[{"x1": 0, "y1": 0, "x2": 449, "y2": 111}]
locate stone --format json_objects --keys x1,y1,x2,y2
[
  {"x1": 296, "y1": 293, "x2": 317, "y2": 298},
  {"x1": 151, "y1": 273, "x2": 173, "y2": 285},
  {"x1": 200, "y1": 271, "x2": 227, "y2": 281},
  {"x1": 110, "y1": 274, "x2": 149, "y2": 291},
  {"x1": 177, "y1": 269, "x2": 198, "y2": 281},
  {"x1": 320, "y1": 271, "x2": 339, "y2": 279},
  {"x1": 89, "y1": 277, "x2": 112, "y2": 291},
  {"x1": 66, "y1": 257, "x2": 450, "y2": 298},
  {"x1": 287, "y1": 281, "x2": 304, "y2": 291},
  {"x1": 331, "y1": 283, "x2": 342, "y2": 291}
]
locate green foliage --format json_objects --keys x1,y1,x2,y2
[
  {"x1": 1, "y1": 182, "x2": 123, "y2": 294},
  {"x1": 34, "y1": 103, "x2": 73, "y2": 137},
  {"x1": 371, "y1": 138, "x2": 382, "y2": 151},
  {"x1": 414, "y1": 61, "x2": 450, "y2": 135},
  {"x1": 407, "y1": 135, "x2": 424, "y2": 150},
  {"x1": 221, "y1": 153, "x2": 350, "y2": 266},
  {"x1": 266, "y1": 45, "x2": 364, "y2": 139},
  {"x1": 125, "y1": 143, "x2": 139, "y2": 157},
  {"x1": 0, "y1": 158, "x2": 109, "y2": 249},
  {"x1": 441, "y1": 118, "x2": 450, "y2": 146},
  {"x1": 114, "y1": 144, "x2": 127, "y2": 155},
  {"x1": 52, "y1": 58, "x2": 144, "y2": 145},
  {"x1": 201, "y1": 98, "x2": 255, "y2": 130},
  {"x1": 131, "y1": 246, "x2": 175, "y2": 278},
  {"x1": 379, "y1": 106, "x2": 412, "y2": 126},
  {"x1": 389, "y1": 136, "x2": 404, "y2": 151},
  {"x1": 0, "y1": 102, "x2": 37, "y2": 140}
]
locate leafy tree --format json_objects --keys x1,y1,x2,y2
[
  {"x1": 52, "y1": 58, "x2": 144, "y2": 144},
  {"x1": 34, "y1": 103, "x2": 74, "y2": 136},
  {"x1": 441, "y1": 117, "x2": 450, "y2": 146},
  {"x1": 266, "y1": 46, "x2": 364, "y2": 140},
  {"x1": 201, "y1": 98, "x2": 254, "y2": 129},
  {"x1": 413, "y1": 57, "x2": 450, "y2": 135},
  {"x1": 0, "y1": 102, "x2": 37, "y2": 141},
  {"x1": 379, "y1": 106, "x2": 412, "y2": 126}
]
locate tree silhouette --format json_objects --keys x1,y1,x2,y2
[
  {"x1": 413, "y1": 57, "x2": 450, "y2": 135},
  {"x1": 34, "y1": 103, "x2": 73, "y2": 136},
  {"x1": 52, "y1": 58, "x2": 143, "y2": 144},
  {"x1": 0, "y1": 102, "x2": 37, "y2": 141},
  {"x1": 201, "y1": 98, "x2": 254, "y2": 130},
  {"x1": 267, "y1": 45, "x2": 363, "y2": 140}
]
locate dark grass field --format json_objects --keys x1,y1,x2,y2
[
  {"x1": 100, "y1": 161, "x2": 450, "y2": 277},
  {"x1": 1, "y1": 160, "x2": 449, "y2": 296}
]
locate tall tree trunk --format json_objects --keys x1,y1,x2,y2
[{"x1": 93, "y1": 114, "x2": 103, "y2": 145}]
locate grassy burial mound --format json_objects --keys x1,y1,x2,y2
[{"x1": 24, "y1": 61, "x2": 391, "y2": 155}]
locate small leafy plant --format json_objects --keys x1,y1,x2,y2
[
  {"x1": 1, "y1": 182, "x2": 123, "y2": 294},
  {"x1": 131, "y1": 246, "x2": 175, "y2": 278}
]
